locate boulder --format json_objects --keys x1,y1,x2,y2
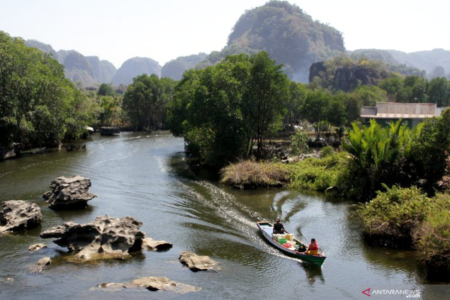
[
  {"x1": 143, "y1": 238, "x2": 172, "y2": 251},
  {"x1": 0, "y1": 200, "x2": 42, "y2": 234},
  {"x1": 179, "y1": 251, "x2": 218, "y2": 271},
  {"x1": 32, "y1": 257, "x2": 51, "y2": 273},
  {"x1": 43, "y1": 175, "x2": 97, "y2": 209},
  {"x1": 28, "y1": 243, "x2": 47, "y2": 252},
  {"x1": 95, "y1": 276, "x2": 200, "y2": 294},
  {"x1": 40, "y1": 216, "x2": 145, "y2": 261}
]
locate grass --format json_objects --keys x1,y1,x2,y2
[{"x1": 221, "y1": 160, "x2": 289, "y2": 187}]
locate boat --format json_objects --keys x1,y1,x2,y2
[{"x1": 256, "y1": 221, "x2": 326, "y2": 266}]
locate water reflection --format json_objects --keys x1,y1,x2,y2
[{"x1": 299, "y1": 262, "x2": 325, "y2": 285}]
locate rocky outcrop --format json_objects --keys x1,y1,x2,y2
[
  {"x1": 43, "y1": 175, "x2": 96, "y2": 210},
  {"x1": 40, "y1": 216, "x2": 145, "y2": 261},
  {"x1": 28, "y1": 243, "x2": 47, "y2": 252},
  {"x1": 309, "y1": 61, "x2": 390, "y2": 92},
  {"x1": 95, "y1": 276, "x2": 201, "y2": 294},
  {"x1": 0, "y1": 144, "x2": 20, "y2": 161},
  {"x1": 142, "y1": 238, "x2": 172, "y2": 251},
  {"x1": 179, "y1": 251, "x2": 218, "y2": 271},
  {"x1": 31, "y1": 257, "x2": 51, "y2": 273},
  {"x1": 0, "y1": 201, "x2": 42, "y2": 234},
  {"x1": 112, "y1": 57, "x2": 162, "y2": 86}
]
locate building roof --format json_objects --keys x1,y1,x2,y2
[{"x1": 361, "y1": 113, "x2": 435, "y2": 119}]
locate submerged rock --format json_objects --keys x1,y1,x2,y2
[
  {"x1": 143, "y1": 238, "x2": 172, "y2": 251},
  {"x1": 179, "y1": 251, "x2": 218, "y2": 271},
  {"x1": 28, "y1": 243, "x2": 47, "y2": 252},
  {"x1": 95, "y1": 276, "x2": 200, "y2": 294},
  {"x1": 40, "y1": 216, "x2": 145, "y2": 261},
  {"x1": 43, "y1": 175, "x2": 97, "y2": 210},
  {"x1": 0, "y1": 200, "x2": 42, "y2": 234},
  {"x1": 32, "y1": 257, "x2": 51, "y2": 273}
]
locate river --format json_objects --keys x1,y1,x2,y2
[{"x1": 0, "y1": 132, "x2": 448, "y2": 299}]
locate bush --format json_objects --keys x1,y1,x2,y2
[
  {"x1": 320, "y1": 145, "x2": 334, "y2": 158},
  {"x1": 290, "y1": 131, "x2": 309, "y2": 155},
  {"x1": 359, "y1": 186, "x2": 432, "y2": 247},
  {"x1": 221, "y1": 161, "x2": 289, "y2": 187},
  {"x1": 286, "y1": 152, "x2": 349, "y2": 192},
  {"x1": 415, "y1": 194, "x2": 450, "y2": 276}
]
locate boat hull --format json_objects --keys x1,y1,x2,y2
[{"x1": 257, "y1": 222, "x2": 326, "y2": 266}]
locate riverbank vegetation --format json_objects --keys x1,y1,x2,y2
[
  {"x1": 221, "y1": 161, "x2": 288, "y2": 188},
  {"x1": 359, "y1": 186, "x2": 450, "y2": 278},
  {"x1": 0, "y1": 31, "x2": 94, "y2": 149}
]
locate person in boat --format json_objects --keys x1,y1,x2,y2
[
  {"x1": 306, "y1": 238, "x2": 319, "y2": 255},
  {"x1": 273, "y1": 219, "x2": 286, "y2": 234}
]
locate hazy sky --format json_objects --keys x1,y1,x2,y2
[{"x1": 0, "y1": 0, "x2": 448, "y2": 68}]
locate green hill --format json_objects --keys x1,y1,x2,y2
[{"x1": 199, "y1": 1, "x2": 345, "y2": 82}]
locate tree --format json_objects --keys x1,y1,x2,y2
[
  {"x1": 300, "y1": 89, "x2": 332, "y2": 139},
  {"x1": 284, "y1": 82, "x2": 307, "y2": 127},
  {"x1": 427, "y1": 77, "x2": 449, "y2": 107},
  {"x1": 97, "y1": 83, "x2": 114, "y2": 96},
  {"x1": 0, "y1": 31, "x2": 92, "y2": 148},
  {"x1": 242, "y1": 51, "x2": 289, "y2": 152},
  {"x1": 168, "y1": 51, "x2": 290, "y2": 167},
  {"x1": 408, "y1": 108, "x2": 450, "y2": 191},
  {"x1": 123, "y1": 74, "x2": 175, "y2": 130}
]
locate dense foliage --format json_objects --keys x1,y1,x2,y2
[
  {"x1": 168, "y1": 52, "x2": 289, "y2": 167},
  {"x1": 286, "y1": 151, "x2": 348, "y2": 192},
  {"x1": 359, "y1": 186, "x2": 432, "y2": 246},
  {"x1": 360, "y1": 187, "x2": 450, "y2": 272},
  {"x1": 0, "y1": 31, "x2": 93, "y2": 149},
  {"x1": 123, "y1": 74, "x2": 175, "y2": 131}
]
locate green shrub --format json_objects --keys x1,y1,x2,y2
[
  {"x1": 286, "y1": 152, "x2": 349, "y2": 192},
  {"x1": 290, "y1": 131, "x2": 309, "y2": 155},
  {"x1": 415, "y1": 194, "x2": 450, "y2": 270},
  {"x1": 320, "y1": 145, "x2": 334, "y2": 158},
  {"x1": 359, "y1": 186, "x2": 432, "y2": 245}
]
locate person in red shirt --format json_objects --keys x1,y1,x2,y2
[{"x1": 306, "y1": 238, "x2": 319, "y2": 255}]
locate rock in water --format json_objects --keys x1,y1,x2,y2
[
  {"x1": 28, "y1": 243, "x2": 47, "y2": 252},
  {"x1": 0, "y1": 200, "x2": 42, "y2": 234},
  {"x1": 95, "y1": 276, "x2": 201, "y2": 294},
  {"x1": 32, "y1": 257, "x2": 52, "y2": 273},
  {"x1": 143, "y1": 238, "x2": 172, "y2": 251},
  {"x1": 40, "y1": 216, "x2": 145, "y2": 261},
  {"x1": 43, "y1": 175, "x2": 97, "y2": 209},
  {"x1": 179, "y1": 251, "x2": 218, "y2": 271}
]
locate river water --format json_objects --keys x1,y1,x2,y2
[{"x1": 0, "y1": 132, "x2": 448, "y2": 299}]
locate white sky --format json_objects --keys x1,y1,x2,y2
[{"x1": 0, "y1": 0, "x2": 448, "y2": 68}]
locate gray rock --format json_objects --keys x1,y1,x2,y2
[
  {"x1": 32, "y1": 257, "x2": 51, "y2": 273},
  {"x1": 0, "y1": 200, "x2": 42, "y2": 234},
  {"x1": 143, "y1": 238, "x2": 172, "y2": 251},
  {"x1": 40, "y1": 216, "x2": 145, "y2": 261},
  {"x1": 179, "y1": 251, "x2": 218, "y2": 271},
  {"x1": 95, "y1": 276, "x2": 200, "y2": 294},
  {"x1": 43, "y1": 175, "x2": 97, "y2": 209},
  {"x1": 28, "y1": 243, "x2": 47, "y2": 252}
]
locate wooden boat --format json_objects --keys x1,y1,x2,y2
[{"x1": 257, "y1": 221, "x2": 326, "y2": 266}]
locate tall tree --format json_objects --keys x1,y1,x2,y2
[
  {"x1": 242, "y1": 51, "x2": 289, "y2": 151},
  {"x1": 123, "y1": 74, "x2": 175, "y2": 130}
]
